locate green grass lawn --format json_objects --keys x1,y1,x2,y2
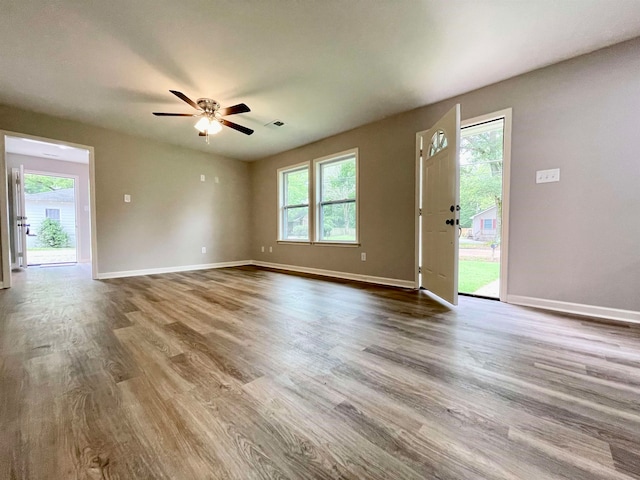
[{"x1": 459, "y1": 260, "x2": 500, "y2": 293}]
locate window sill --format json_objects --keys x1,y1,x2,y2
[
  {"x1": 312, "y1": 241, "x2": 360, "y2": 247},
  {"x1": 276, "y1": 240, "x2": 361, "y2": 247}
]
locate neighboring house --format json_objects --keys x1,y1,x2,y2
[
  {"x1": 25, "y1": 188, "x2": 76, "y2": 248},
  {"x1": 471, "y1": 205, "x2": 497, "y2": 241}
]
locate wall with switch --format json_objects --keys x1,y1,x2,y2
[
  {"x1": 250, "y1": 37, "x2": 640, "y2": 312},
  {"x1": 0, "y1": 104, "x2": 251, "y2": 278}
]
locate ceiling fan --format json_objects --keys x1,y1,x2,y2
[{"x1": 153, "y1": 90, "x2": 254, "y2": 141}]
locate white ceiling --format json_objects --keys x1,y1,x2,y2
[
  {"x1": 5, "y1": 136, "x2": 89, "y2": 164},
  {"x1": 1, "y1": 1, "x2": 640, "y2": 161}
]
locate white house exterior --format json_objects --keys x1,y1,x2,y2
[
  {"x1": 25, "y1": 188, "x2": 76, "y2": 248},
  {"x1": 471, "y1": 205, "x2": 498, "y2": 241}
]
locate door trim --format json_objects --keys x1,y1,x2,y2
[
  {"x1": 414, "y1": 108, "x2": 512, "y2": 301},
  {"x1": 0, "y1": 131, "x2": 98, "y2": 287}
]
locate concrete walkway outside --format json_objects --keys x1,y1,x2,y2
[
  {"x1": 473, "y1": 279, "x2": 500, "y2": 298},
  {"x1": 28, "y1": 248, "x2": 76, "y2": 265}
]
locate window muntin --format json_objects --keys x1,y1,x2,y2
[
  {"x1": 279, "y1": 165, "x2": 309, "y2": 241},
  {"x1": 316, "y1": 151, "x2": 357, "y2": 243},
  {"x1": 428, "y1": 129, "x2": 448, "y2": 157}
]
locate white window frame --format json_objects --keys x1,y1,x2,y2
[
  {"x1": 314, "y1": 148, "x2": 359, "y2": 245},
  {"x1": 277, "y1": 161, "x2": 310, "y2": 243}
]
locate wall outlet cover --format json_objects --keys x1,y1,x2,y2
[{"x1": 536, "y1": 168, "x2": 560, "y2": 184}]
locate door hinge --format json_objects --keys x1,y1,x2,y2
[
  {"x1": 419, "y1": 208, "x2": 422, "y2": 216},
  {"x1": 419, "y1": 149, "x2": 423, "y2": 157},
  {"x1": 418, "y1": 266, "x2": 422, "y2": 274}
]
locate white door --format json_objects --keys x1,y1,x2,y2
[
  {"x1": 11, "y1": 166, "x2": 28, "y2": 268},
  {"x1": 418, "y1": 105, "x2": 460, "y2": 305}
]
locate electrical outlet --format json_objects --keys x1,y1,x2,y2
[
  {"x1": 215, "y1": 176, "x2": 220, "y2": 184},
  {"x1": 269, "y1": 246, "x2": 273, "y2": 253},
  {"x1": 200, "y1": 174, "x2": 205, "y2": 182},
  {"x1": 261, "y1": 246, "x2": 265, "y2": 252},
  {"x1": 536, "y1": 168, "x2": 560, "y2": 184},
  {"x1": 361, "y1": 252, "x2": 366, "y2": 261},
  {"x1": 201, "y1": 247, "x2": 206, "y2": 254}
]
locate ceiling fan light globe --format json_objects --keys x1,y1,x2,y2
[
  {"x1": 194, "y1": 118, "x2": 222, "y2": 135},
  {"x1": 207, "y1": 120, "x2": 222, "y2": 134},
  {"x1": 194, "y1": 117, "x2": 210, "y2": 133}
]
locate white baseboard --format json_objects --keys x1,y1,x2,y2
[
  {"x1": 97, "y1": 258, "x2": 414, "y2": 289},
  {"x1": 252, "y1": 260, "x2": 414, "y2": 289},
  {"x1": 507, "y1": 295, "x2": 640, "y2": 324},
  {"x1": 96, "y1": 260, "x2": 252, "y2": 279}
]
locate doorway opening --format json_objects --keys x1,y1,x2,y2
[
  {"x1": 24, "y1": 172, "x2": 78, "y2": 265},
  {"x1": 458, "y1": 111, "x2": 511, "y2": 300},
  {"x1": 0, "y1": 132, "x2": 98, "y2": 288}
]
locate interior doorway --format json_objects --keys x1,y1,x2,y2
[
  {"x1": 0, "y1": 132, "x2": 98, "y2": 288},
  {"x1": 458, "y1": 110, "x2": 511, "y2": 300}
]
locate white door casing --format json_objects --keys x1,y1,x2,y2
[{"x1": 418, "y1": 105, "x2": 460, "y2": 305}]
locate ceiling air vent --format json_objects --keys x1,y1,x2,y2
[{"x1": 265, "y1": 119, "x2": 285, "y2": 128}]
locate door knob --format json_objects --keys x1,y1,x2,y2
[{"x1": 445, "y1": 219, "x2": 454, "y2": 225}]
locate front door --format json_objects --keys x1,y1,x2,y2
[
  {"x1": 11, "y1": 166, "x2": 28, "y2": 268},
  {"x1": 418, "y1": 105, "x2": 460, "y2": 305}
]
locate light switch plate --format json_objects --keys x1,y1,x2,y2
[
  {"x1": 124, "y1": 194, "x2": 131, "y2": 203},
  {"x1": 536, "y1": 168, "x2": 560, "y2": 184},
  {"x1": 200, "y1": 174, "x2": 205, "y2": 182}
]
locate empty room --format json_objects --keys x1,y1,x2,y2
[{"x1": 1, "y1": 1, "x2": 640, "y2": 479}]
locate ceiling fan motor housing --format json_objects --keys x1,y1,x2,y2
[{"x1": 197, "y1": 98, "x2": 220, "y2": 113}]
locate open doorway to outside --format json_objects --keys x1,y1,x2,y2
[
  {"x1": 24, "y1": 172, "x2": 78, "y2": 265},
  {"x1": 0, "y1": 132, "x2": 97, "y2": 288},
  {"x1": 458, "y1": 110, "x2": 511, "y2": 299}
]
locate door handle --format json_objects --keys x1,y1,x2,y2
[{"x1": 445, "y1": 219, "x2": 455, "y2": 225}]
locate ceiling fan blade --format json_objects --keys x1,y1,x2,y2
[
  {"x1": 221, "y1": 119, "x2": 254, "y2": 135},
  {"x1": 219, "y1": 103, "x2": 250, "y2": 116},
  {"x1": 169, "y1": 90, "x2": 199, "y2": 110},
  {"x1": 153, "y1": 112, "x2": 197, "y2": 116}
]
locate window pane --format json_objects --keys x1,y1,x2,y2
[
  {"x1": 284, "y1": 206, "x2": 309, "y2": 240},
  {"x1": 320, "y1": 202, "x2": 356, "y2": 241},
  {"x1": 285, "y1": 168, "x2": 308, "y2": 206},
  {"x1": 320, "y1": 158, "x2": 355, "y2": 202}
]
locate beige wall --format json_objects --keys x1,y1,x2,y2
[
  {"x1": 0, "y1": 105, "x2": 251, "y2": 280},
  {"x1": 250, "y1": 37, "x2": 640, "y2": 312}
]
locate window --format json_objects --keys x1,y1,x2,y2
[
  {"x1": 45, "y1": 208, "x2": 60, "y2": 222},
  {"x1": 315, "y1": 149, "x2": 358, "y2": 243},
  {"x1": 277, "y1": 149, "x2": 359, "y2": 245},
  {"x1": 278, "y1": 164, "x2": 309, "y2": 241},
  {"x1": 483, "y1": 218, "x2": 495, "y2": 230},
  {"x1": 428, "y1": 129, "x2": 448, "y2": 157}
]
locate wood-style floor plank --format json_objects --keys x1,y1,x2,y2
[{"x1": 1, "y1": 264, "x2": 639, "y2": 479}]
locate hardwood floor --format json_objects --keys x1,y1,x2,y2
[{"x1": 1, "y1": 265, "x2": 640, "y2": 479}]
